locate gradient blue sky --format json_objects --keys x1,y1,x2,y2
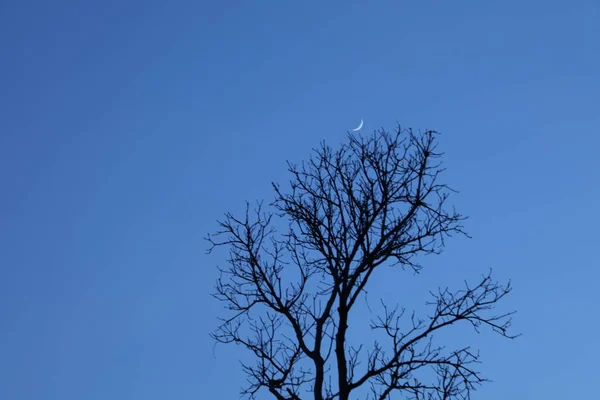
[{"x1": 1, "y1": 1, "x2": 598, "y2": 399}]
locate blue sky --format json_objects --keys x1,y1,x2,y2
[{"x1": 1, "y1": 1, "x2": 598, "y2": 398}]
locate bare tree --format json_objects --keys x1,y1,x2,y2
[{"x1": 207, "y1": 126, "x2": 517, "y2": 400}]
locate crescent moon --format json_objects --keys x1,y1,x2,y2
[{"x1": 351, "y1": 119, "x2": 364, "y2": 131}]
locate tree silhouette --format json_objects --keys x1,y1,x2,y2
[{"x1": 207, "y1": 126, "x2": 517, "y2": 400}]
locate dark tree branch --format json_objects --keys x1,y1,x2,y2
[{"x1": 207, "y1": 126, "x2": 517, "y2": 399}]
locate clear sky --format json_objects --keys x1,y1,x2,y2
[{"x1": 1, "y1": 1, "x2": 598, "y2": 399}]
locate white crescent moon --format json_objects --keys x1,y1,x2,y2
[{"x1": 351, "y1": 119, "x2": 364, "y2": 131}]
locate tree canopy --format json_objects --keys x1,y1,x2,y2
[{"x1": 207, "y1": 126, "x2": 516, "y2": 400}]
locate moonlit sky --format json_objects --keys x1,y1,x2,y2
[{"x1": 1, "y1": 1, "x2": 598, "y2": 399}]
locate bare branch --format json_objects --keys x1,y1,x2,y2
[{"x1": 208, "y1": 126, "x2": 517, "y2": 400}]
